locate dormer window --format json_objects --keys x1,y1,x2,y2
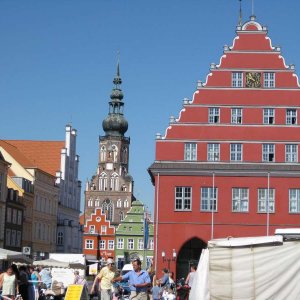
[
  {"x1": 232, "y1": 72, "x2": 243, "y2": 87},
  {"x1": 264, "y1": 72, "x2": 275, "y2": 88}
]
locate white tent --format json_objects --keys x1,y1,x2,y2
[
  {"x1": 33, "y1": 258, "x2": 85, "y2": 269},
  {"x1": 0, "y1": 248, "x2": 32, "y2": 264},
  {"x1": 190, "y1": 235, "x2": 300, "y2": 300}
]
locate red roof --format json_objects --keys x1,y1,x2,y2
[{"x1": 1, "y1": 140, "x2": 64, "y2": 177}]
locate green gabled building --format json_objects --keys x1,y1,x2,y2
[{"x1": 115, "y1": 200, "x2": 154, "y2": 269}]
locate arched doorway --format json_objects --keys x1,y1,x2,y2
[{"x1": 176, "y1": 237, "x2": 207, "y2": 280}]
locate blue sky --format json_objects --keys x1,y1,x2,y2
[{"x1": 1, "y1": 0, "x2": 300, "y2": 214}]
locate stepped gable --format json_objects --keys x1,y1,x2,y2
[{"x1": 159, "y1": 16, "x2": 300, "y2": 144}]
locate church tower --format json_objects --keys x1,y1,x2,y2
[{"x1": 85, "y1": 62, "x2": 134, "y2": 227}]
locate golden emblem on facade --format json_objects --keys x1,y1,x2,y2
[{"x1": 245, "y1": 72, "x2": 261, "y2": 88}]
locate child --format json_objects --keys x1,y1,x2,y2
[
  {"x1": 152, "y1": 279, "x2": 161, "y2": 300},
  {"x1": 167, "y1": 288, "x2": 175, "y2": 300}
]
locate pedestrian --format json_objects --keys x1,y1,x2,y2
[
  {"x1": 112, "y1": 258, "x2": 151, "y2": 300},
  {"x1": 29, "y1": 266, "x2": 41, "y2": 300},
  {"x1": 18, "y1": 265, "x2": 29, "y2": 300},
  {"x1": 159, "y1": 268, "x2": 169, "y2": 289},
  {"x1": 39, "y1": 266, "x2": 52, "y2": 289},
  {"x1": 0, "y1": 266, "x2": 19, "y2": 300},
  {"x1": 185, "y1": 265, "x2": 197, "y2": 288},
  {"x1": 166, "y1": 288, "x2": 175, "y2": 300},
  {"x1": 91, "y1": 258, "x2": 115, "y2": 300},
  {"x1": 152, "y1": 280, "x2": 161, "y2": 300}
]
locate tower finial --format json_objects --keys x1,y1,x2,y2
[
  {"x1": 238, "y1": 0, "x2": 242, "y2": 26},
  {"x1": 251, "y1": 0, "x2": 254, "y2": 16},
  {"x1": 117, "y1": 50, "x2": 120, "y2": 78}
]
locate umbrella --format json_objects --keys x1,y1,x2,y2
[{"x1": 0, "y1": 248, "x2": 32, "y2": 264}]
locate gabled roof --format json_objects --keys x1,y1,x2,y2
[{"x1": 1, "y1": 140, "x2": 64, "y2": 177}]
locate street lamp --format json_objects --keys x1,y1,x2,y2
[{"x1": 161, "y1": 249, "x2": 177, "y2": 270}]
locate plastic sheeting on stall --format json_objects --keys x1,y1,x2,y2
[{"x1": 190, "y1": 235, "x2": 300, "y2": 300}]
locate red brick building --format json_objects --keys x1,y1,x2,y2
[
  {"x1": 149, "y1": 15, "x2": 300, "y2": 279},
  {"x1": 82, "y1": 208, "x2": 115, "y2": 261}
]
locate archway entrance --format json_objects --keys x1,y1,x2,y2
[{"x1": 176, "y1": 237, "x2": 207, "y2": 280}]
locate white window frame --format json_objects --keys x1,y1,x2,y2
[
  {"x1": 99, "y1": 240, "x2": 106, "y2": 250},
  {"x1": 128, "y1": 239, "x2": 134, "y2": 250},
  {"x1": 286, "y1": 109, "x2": 297, "y2": 125},
  {"x1": 263, "y1": 108, "x2": 275, "y2": 124},
  {"x1": 289, "y1": 189, "x2": 300, "y2": 213},
  {"x1": 117, "y1": 238, "x2": 124, "y2": 249},
  {"x1": 138, "y1": 238, "x2": 144, "y2": 250},
  {"x1": 264, "y1": 72, "x2": 275, "y2": 88},
  {"x1": 110, "y1": 173, "x2": 119, "y2": 191},
  {"x1": 207, "y1": 143, "x2": 220, "y2": 161},
  {"x1": 201, "y1": 187, "x2": 217, "y2": 211},
  {"x1": 232, "y1": 188, "x2": 249, "y2": 212},
  {"x1": 258, "y1": 188, "x2": 275, "y2": 213},
  {"x1": 208, "y1": 108, "x2": 220, "y2": 123},
  {"x1": 89, "y1": 225, "x2": 95, "y2": 234},
  {"x1": 99, "y1": 173, "x2": 108, "y2": 191},
  {"x1": 108, "y1": 240, "x2": 114, "y2": 250},
  {"x1": 286, "y1": 144, "x2": 298, "y2": 162},
  {"x1": 101, "y1": 226, "x2": 107, "y2": 234},
  {"x1": 149, "y1": 239, "x2": 154, "y2": 250},
  {"x1": 85, "y1": 239, "x2": 94, "y2": 249},
  {"x1": 184, "y1": 143, "x2": 197, "y2": 161},
  {"x1": 175, "y1": 187, "x2": 192, "y2": 211},
  {"x1": 230, "y1": 143, "x2": 242, "y2": 161},
  {"x1": 232, "y1": 72, "x2": 243, "y2": 87},
  {"x1": 262, "y1": 144, "x2": 275, "y2": 162},
  {"x1": 231, "y1": 108, "x2": 242, "y2": 124},
  {"x1": 117, "y1": 199, "x2": 122, "y2": 208}
]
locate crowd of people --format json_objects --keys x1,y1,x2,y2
[
  {"x1": 90, "y1": 259, "x2": 197, "y2": 300},
  {"x1": 0, "y1": 264, "x2": 52, "y2": 300}
]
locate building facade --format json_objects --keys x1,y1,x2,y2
[
  {"x1": 149, "y1": 15, "x2": 300, "y2": 279},
  {"x1": 82, "y1": 208, "x2": 115, "y2": 261},
  {"x1": 0, "y1": 152, "x2": 10, "y2": 248},
  {"x1": 115, "y1": 200, "x2": 154, "y2": 269}
]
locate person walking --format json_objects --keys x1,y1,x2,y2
[
  {"x1": 29, "y1": 266, "x2": 41, "y2": 300},
  {"x1": 0, "y1": 266, "x2": 19, "y2": 300},
  {"x1": 91, "y1": 258, "x2": 115, "y2": 300},
  {"x1": 185, "y1": 265, "x2": 197, "y2": 288},
  {"x1": 39, "y1": 266, "x2": 52, "y2": 289},
  {"x1": 112, "y1": 258, "x2": 151, "y2": 300}
]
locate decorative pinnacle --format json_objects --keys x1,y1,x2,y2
[
  {"x1": 113, "y1": 50, "x2": 122, "y2": 86},
  {"x1": 238, "y1": 0, "x2": 242, "y2": 26}
]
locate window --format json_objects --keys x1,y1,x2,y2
[
  {"x1": 117, "y1": 238, "x2": 124, "y2": 249},
  {"x1": 89, "y1": 225, "x2": 95, "y2": 233},
  {"x1": 6, "y1": 207, "x2": 11, "y2": 223},
  {"x1": 138, "y1": 238, "x2": 144, "y2": 250},
  {"x1": 102, "y1": 200, "x2": 113, "y2": 221},
  {"x1": 175, "y1": 187, "x2": 192, "y2": 210},
  {"x1": 87, "y1": 198, "x2": 93, "y2": 207},
  {"x1": 286, "y1": 144, "x2": 298, "y2": 162},
  {"x1": 101, "y1": 226, "x2": 107, "y2": 234},
  {"x1": 12, "y1": 209, "x2": 17, "y2": 224},
  {"x1": 201, "y1": 187, "x2": 217, "y2": 211},
  {"x1": 286, "y1": 109, "x2": 297, "y2": 125},
  {"x1": 262, "y1": 144, "x2": 275, "y2": 162},
  {"x1": 232, "y1": 72, "x2": 243, "y2": 87},
  {"x1": 289, "y1": 189, "x2": 300, "y2": 213},
  {"x1": 99, "y1": 240, "x2": 106, "y2": 250},
  {"x1": 232, "y1": 188, "x2": 249, "y2": 212},
  {"x1": 108, "y1": 240, "x2": 114, "y2": 250},
  {"x1": 57, "y1": 232, "x2": 64, "y2": 245},
  {"x1": 119, "y1": 211, "x2": 124, "y2": 221},
  {"x1": 95, "y1": 200, "x2": 100, "y2": 207},
  {"x1": 208, "y1": 108, "x2": 220, "y2": 123},
  {"x1": 16, "y1": 231, "x2": 21, "y2": 247},
  {"x1": 230, "y1": 144, "x2": 242, "y2": 161},
  {"x1": 99, "y1": 173, "x2": 108, "y2": 191},
  {"x1": 112, "y1": 145, "x2": 118, "y2": 162},
  {"x1": 110, "y1": 173, "x2": 119, "y2": 191},
  {"x1": 264, "y1": 72, "x2": 275, "y2": 88},
  {"x1": 263, "y1": 108, "x2": 275, "y2": 124},
  {"x1": 207, "y1": 143, "x2": 220, "y2": 161},
  {"x1": 149, "y1": 239, "x2": 154, "y2": 250},
  {"x1": 128, "y1": 239, "x2": 134, "y2": 250},
  {"x1": 184, "y1": 143, "x2": 197, "y2": 161},
  {"x1": 231, "y1": 108, "x2": 242, "y2": 124},
  {"x1": 258, "y1": 189, "x2": 275, "y2": 213},
  {"x1": 100, "y1": 146, "x2": 106, "y2": 162},
  {"x1": 124, "y1": 200, "x2": 129, "y2": 208},
  {"x1": 85, "y1": 239, "x2": 94, "y2": 249},
  {"x1": 5, "y1": 229, "x2": 11, "y2": 246},
  {"x1": 117, "y1": 199, "x2": 122, "y2": 208}
]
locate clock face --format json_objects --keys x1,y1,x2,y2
[{"x1": 245, "y1": 72, "x2": 261, "y2": 88}]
